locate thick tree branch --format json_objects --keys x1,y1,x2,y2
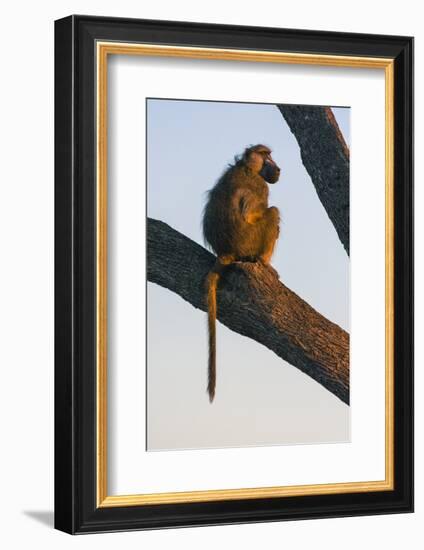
[
  {"x1": 148, "y1": 218, "x2": 350, "y2": 404},
  {"x1": 277, "y1": 105, "x2": 350, "y2": 255}
]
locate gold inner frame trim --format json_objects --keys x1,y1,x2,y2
[{"x1": 96, "y1": 42, "x2": 395, "y2": 508}]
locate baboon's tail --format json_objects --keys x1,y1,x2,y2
[{"x1": 206, "y1": 269, "x2": 220, "y2": 402}]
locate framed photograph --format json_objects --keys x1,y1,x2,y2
[{"x1": 54, "y1": 15, "x2": 413, "y2": 534}]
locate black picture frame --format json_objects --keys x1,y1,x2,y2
[{"x1": 55, "y1": 14, "x2": 414, "y2": 534}]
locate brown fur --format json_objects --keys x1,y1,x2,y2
[{"x1": 203, "y1": 145, "x2": 281, "y2": 402}]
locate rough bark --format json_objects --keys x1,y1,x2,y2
[
  {"x1": 148, "y1": 218, "x2": 350, "y2": 405},
  {"x1": 277, "y1": 105, "x2": 350, "y2": 255}
]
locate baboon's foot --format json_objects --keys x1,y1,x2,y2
[{"x1": 236, "y1": 255, "x2": 257, "y2": 263}]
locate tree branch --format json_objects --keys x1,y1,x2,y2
[
  {"x1": 277, "y1": 105, "x2": 350, "y2": 255},
  {"x1": 148, "y1": 218, "x2": 350, "y2": 404}
]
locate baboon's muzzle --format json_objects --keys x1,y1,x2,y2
[{"x1": 260, "y1": 161, "x2": 280, "y2": 184}]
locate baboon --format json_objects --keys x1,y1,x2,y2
[{"x1": 202, "y1": 144, "x2": 281, "y2": 402}]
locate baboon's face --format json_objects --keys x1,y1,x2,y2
[
  {"x1": 259, "y1": 151, "x2": 280, "y2": 187},
  {"x1": 259, "y1": 154, "x2": 280, "y2": 184},
  {"x1": 246, "y1": 145, "x2": 280, "y2": 184}
]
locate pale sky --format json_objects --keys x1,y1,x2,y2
[{"x1": 146, "y1": 98, "x2": 350, "y2": 451}]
